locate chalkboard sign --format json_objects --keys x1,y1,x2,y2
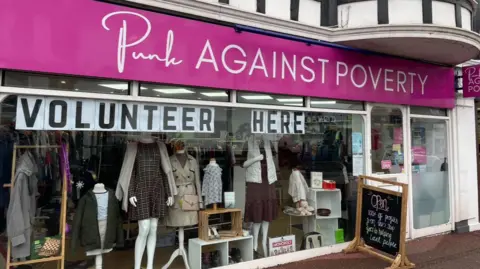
[{"x1": 360, "y1": 188, "x2": 402, "y2": 256}]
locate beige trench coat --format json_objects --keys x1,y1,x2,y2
[{"x1": 166, "y1": 154, "x2": 203, "y2": 227}]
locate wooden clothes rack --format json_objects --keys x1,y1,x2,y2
[{"x1": 4, "y1": 144, "x2": 68, "y2": 269}]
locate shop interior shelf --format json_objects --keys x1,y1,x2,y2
[{"x1": 188, "y1": 236, "x2": 253, "y2": 269}]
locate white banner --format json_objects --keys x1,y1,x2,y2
[
  {"x1": 251, "y1": 110, "x2": 305, "y2": 134},
  {"x1": 15, "y1": 96, "x2": 215, "y2": 132}
]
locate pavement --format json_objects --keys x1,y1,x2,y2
[{"x1": 272, "y1": 231, "x2": 480, "y2": 269}]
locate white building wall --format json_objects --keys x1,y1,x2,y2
[
  {"x1": 229, "y1": 0, "x2": 257, "y2": 12},
  {"x1": 461, "y1": 7, "x2": 472, "y2": 31},
  {"x1": 338, "y1": 1, "x2": 377, "y2": 28},
  {"x1": 298, "y1": 0, "x2": 321, "y2": 26},
  {"x1": 452, "y1": 97, "x2": 480, "y2": 231},
  {"x1": 432, "y1": 1, "x2": 456, "y2": 27},
  {"x1": 266, "y1": 0, "x2": 291, "y2": 20},
  {"x1": 388, "y1": 0, "x2": 423, "y2": 24}
]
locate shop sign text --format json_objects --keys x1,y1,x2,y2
[
  {"x1": 15, "y1": 96, "x2": 215, "y2": 132},
  {"x1": 251, "y1": 110, "x2": 305, "y2": 134}
]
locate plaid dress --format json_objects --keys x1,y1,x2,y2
[{"x1": 128, "y1": 143, "x2": 172, "y2": 221}]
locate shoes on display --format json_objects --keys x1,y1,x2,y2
[
  {"x1": 230, "y1": 248, "x2": 243, "y2": 263},
  {"x1": 254, "y1": 250, "x2": 263, "y2": 260},
  {"x1": 210, "y1": 251, "x2": 221, "y2": 267},
  {"x1": 202, "y1": 252, "x2": 211, "y2": 269},
  {"x1": 211, "y1": 227, "x2": 221, "y2": 239}
]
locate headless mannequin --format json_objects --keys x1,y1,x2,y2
[
  {"x1": 91, "y1": 183, "x2": 108, "y2": 269},
  {"x1": 129, "y1": 135, "x2": 174, "y2": 269},
  {"x1": 243, "y1": 135, "x2": 274, "y2": 258},
  {"x1": 163, "y1": 148, "x2": 190, "y2": 269}
]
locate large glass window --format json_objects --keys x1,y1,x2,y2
[
  {"x1": 411, "y1": 118, "x2": 450, "y2": 229},
  {"x1": 0, "y1": 94, "x2": 364, "y2": 267}
]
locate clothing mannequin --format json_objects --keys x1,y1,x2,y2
[
  {"x1": 72, "y1": 184, "x2": 124, "y2": 269},
  {"x1": 126, "y1": 135, "x2": 175, "y2": 269},
  {"x1": 202, "y1": 158, "x2": 223, "y2": 210},
  {"x1": 242, "y1": 135, "x2": 278, "y2": 257},
  {"x1": 164, "y1": 141, "x2": 203, "y2": 269},
  {"x1": 88, "y1": 183, "x2": 111, "y2": 269}
]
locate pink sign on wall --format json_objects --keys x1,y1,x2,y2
[
  {"x1": 381, "y1": 160, "x2": 392, "y2": 170},
  {"x1": 0, "y1": 0, "x2": 455, "y2": 108},
  {"x1": 463, "y1": 65, "x2": 480, "y2": 97}
]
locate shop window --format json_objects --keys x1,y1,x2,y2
[
  {"x1": 371, "y1": 107, "x2": 404, "y2": 174},
  {"x1": 410, "y1": 106, "x2": 447, "y2": 116},
  {"x1": 2, "y1": 71, "x2": 130, "y2": 95},
  {"x1": 0, "y1": 95, "x2": 364, "y2": 267},
  {"x1": 236, "y1": 92, "x2": 306, "y2": 107},
  {"x1": 310, "y1": 98, "x2": 364, "y2": 111},
  {"x1": 140, "y1": 83, "x2": 230, "y2": 102}
]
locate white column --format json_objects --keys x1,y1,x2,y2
[{"x1": 452, "y1": 96, "x2": 480, "y2": 232}]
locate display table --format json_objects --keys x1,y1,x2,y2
[{"x1": 188, "y1": 236, "x2": 253, "y2": 269}]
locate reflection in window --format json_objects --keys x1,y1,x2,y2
[
  {"x1": 237, "y1": 92, "x2": 305, "y2": 107},
  {"x1": 140, "y1": 83, "x2": 230, "y2": 102},
  {"x1": 371, "y1": 107, "x2": 404, "y2": 174},
  {"x1": 3, "y1": 71, "x2": 130, "y2": 95}
]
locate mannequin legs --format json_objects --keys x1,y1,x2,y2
[
  {"x1": 261, "y1": 221, "x2": 270, "y2": 257},
  {"x1": 134, "y1": 218, "x2": 158, "y2": 269},
  {"x1": 252, "y1": 221, "x2": 270, "y2": 256},
  {"x1": 95, "y1": 255, "x2": 103, "y2": 269}
]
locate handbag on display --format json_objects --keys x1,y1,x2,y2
[{"x1": 180, "y1": 194, "x2": 200, "y2": 211}]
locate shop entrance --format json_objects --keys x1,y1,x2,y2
[
  {"x1": 366, "y1": 104, "x2": 411, "y2": 239},
  {"x1": 366, "y1": 104, "x2": 453, "y2": 240}
]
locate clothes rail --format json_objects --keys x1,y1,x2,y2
[{"x1": 4, "y1": 143, "x2": 69, "y2": 269}]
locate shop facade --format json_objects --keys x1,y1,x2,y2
[{"x1": 0, "y1": 0, "x2": 478, "y2": 268}]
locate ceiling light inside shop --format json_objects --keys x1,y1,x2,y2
[
  {"x1": 200, "y1": 92, "x2": 228, "y2": 97},
  {"x1": 241, "y1": 95, "x2": 273, "y2": 100},
  {"x1": 99, "y1": 84, "x2": 129, "y2": 90},
  {"x1": 289, "y1": 103, "x2": 304, "y2": 106},
  {"x1": 311, "y1": 100, "x2": 337, "y2": 105},
  {"x1": 153, "y1": 88, "x2": 194, "y2": 94},
  {"x1": 277, "y1": 98, "x2": 303, "y2": 102},
  {"x1": 60, "y1": 80, "x2": 66, "y2": 84}
]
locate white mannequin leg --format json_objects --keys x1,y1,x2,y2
[
  {"x1": 134, "y1": 219, "x2": 152, "y2": 269},
  {"x1": 95, "y1": 255, "x2": 103, "y2": 269},
  {"x1": 162, "y1": 227, "x2": 190, "y2": 269},
  {"x1": 146, "y1": 219, "x2": 159, "y2": 269},
  {"x1": 261, "y1": 221, "x2": 270, "y2": 257},
  {"x1": 252, "y1": 223, "x2": 261, "y2": 252}
]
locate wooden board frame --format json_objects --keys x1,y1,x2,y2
[
  {"x1": 343, "y1": 175, "x2": 415, "y2": 269},
  {"x1": 4, "y1": 143, "x2": 69, "y2": 269}
]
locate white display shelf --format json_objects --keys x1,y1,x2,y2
[
  {"x1": 188, "y1": 236, "x2": 253, "y2": 269},
  {"x1": 303, "y1": 188, "x2": 342, "y2": 247}
]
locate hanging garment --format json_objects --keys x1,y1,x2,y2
[
  {"x1": 288, "y1": 170, "x2": 309, "y2": 203},
  {"x1": 243, "y1": 136, "x2": 277, "y2": 185},
  {"x1": 71, "y1": 189, "x2": 124, "y2": 252},
  {"x1": 116, "y1": 141, "x2": 177, "y2": 212},
  {"x1": 166, "y1": 154, "x2": 202, "y2": 227},
  {"x1": 202, "y1": 163, "x2": 223, "y2": 206},
  {"x1": 127, "y1": 143, "x2": 171, "y2": 221},
  {"x1": 7, "y1": 151, "x2": 38, "y2": 259}
]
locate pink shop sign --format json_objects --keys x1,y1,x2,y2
[
  {"x1": 0, "y1": 0, "x2": 455, "y2": 108},
  {"x1": 463, "y1": 65, "x2": 480, "y2": 97}
]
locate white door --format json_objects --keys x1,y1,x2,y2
[
  {"x1": 366, "y1": 104, "x2": 411, "y2": 238},
  {"x1": 408, "y1": 116, "x2": 453, "y2": 238}
]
